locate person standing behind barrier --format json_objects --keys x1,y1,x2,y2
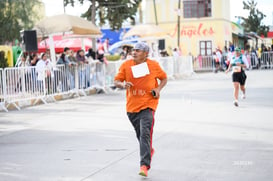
[
  {"x1": 250, "y1": 48, "x2": 258, "y2": 69},
  {"x1": 30, "y1": 53, "x2": 39, "y2": 92},
  {"x1": 120, "y1": 46, "x2": 129, "y2": 60},
  {"x1": 36, "y1": 53, "x2": 50, "y2": 93},
  {"x1": 197, "y1": 54, "x2": 203, "y2": 68},
  {"x1": 213, "y1": 52, "x2": 220, "y2": 73},
  {"x1": 76, "y1": 49, "x2": 89, "y2": 89},
  {"x1": 57, "y1": 52, "x2": 73, "y2": 91},
  {"x1": 85, "y1": 48, "x2": 96, "y2": 60},
  {"x1": 114, "y1": 42, "x2": 167, "y2": 177},
  {"x1": 172, "y1": 48, "x2": 180, "y2": 58},
  {"x1": 225, "y1": 47, "x2": 249, "y2": 107},
  {"x1": 16, "y1": 54, "x2": 30, "y2": 92},
  {"x1": 68, "y1": 50, "x2": 77, "y2": 64},
  {"x1": 30, "y1": 53, "x2": 39, "y2": 66},
  {"x1": 216, "y1": 48, "x2": 223, "y2": 71}
]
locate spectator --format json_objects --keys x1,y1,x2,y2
[
  {"x1": 30, "y1": 53, "x2": 39, "y2": 91},
  {"x1": 172, "y1": 48, "x2": 180, "y2": 58},
  {"x1": 197, "y1": 54, "x2": 202, "y2": 68},
  {"x1": 30, "y1": 53, "x2": 39, "y2": 66},
  {"x1": 18, "y1": 53, "x2": 29, "y2": 67},
  {"x1": 96, "y1": 49, "x2": 105, "y2": 63},
  {"x1": 57, "y1": 53, "x2": 67, "y2": 65},
  {"x1": 103, "y1": 38, "x2": 110, "y2": 54},
  {"x1": 36, "y1": 53, "x2": 53, "y2": 92},
  {"x1": 16, "y1": 54, "x2": 30, "y2": 92},
  {"x1": 250, "y1": 48, "x2": 258, "y2": 69},
  {"x1": 213, "y1": 51, "x2": 220, "y2": 73},
  {"x1": 216, "y1": 48, "x2": 223, "y2": 69},
  {"x1": 86, "y1": 48, "x2": 96, "y2": 60},
  {"x1": 57, "y1": 52, "x2": 75, "y2": 91},
  {"x1": 68, "y1": 50, "x2": 77, "y2": 64},
  {"x1": 76, "y1": 49, "x2": 89, "y2": 89},
  {"x1": 120, "y1": 46, "x2": 129, "y2": 60},
  {"x1": 64, "y1": 47, "x2": 70, "y2": 56},
  {"x1": 160, "y1": 50, "x2": 169, "y2": 57},
  {"x1": 76, "y1": 50, "x2": 88, "y2": 64}
]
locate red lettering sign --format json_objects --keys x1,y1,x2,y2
[{"x1": 171, "y1": 23, "x2": 215, "y2": 38}]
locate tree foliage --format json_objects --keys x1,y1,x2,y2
[
  {"x1": 241, "y1": 0, "x2": 269, "y2": 37},
  {"x1": 0, "y1": 0, "x2": 42, "y2": 44},
  {"x1": 64, "y1": 0, "x2": 142, "y2": 30}
]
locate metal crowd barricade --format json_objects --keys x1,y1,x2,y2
[
  {"x1": 0, "y1": 68, "x2": 8, "y2": 112},
  {"x1": 45, "y1": 65, "x2": 76, "y2": 101},
  {"x1": 1, "y1": 55, "x2": 198, "y2": 112},
  {"x1": 194, "y1": 56, "x2": 214, "y2": 71},
  {"x1": 77, "y1": 63, "x2": 90, "y2": 93},
  {"x1": 157, "y1": 57, "x2": 175, "y2": 79},
  {"x1": 75, "y1": 62, "x2": 93, "y2": 96},
  {"x1": 104, "y1": 60, "x2": 123, "y2": 87},
  {"x1": 174, "y1": 56, "x2": 194, "y2": 77},
  {"x1": 3, "y1": 66, "x2": 47, "y2": 110},
  {"x1": 260, "y1": 52, "x2": 273, "y2": 69},
  {"x1": 92, "y1": 60, "x2": 106, "y2": 90},
  {"x1": 88, "y1": 61, "x2": 99, "y2": 89},
  {"x1": 249, "y1": 53, "x2": 259, "y2": 69},
  {"x1": 46, "y1": 64, "x2": 78, "y2": 97}
]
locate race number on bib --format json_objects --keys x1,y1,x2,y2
[{"x1": 232, "y1": 66, "x2": 241, "y2": 73}]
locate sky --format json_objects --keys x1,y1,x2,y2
[
  {"x1": 230, "y1": 0, "x2": 273, "y2": 25},
  {"x1": 41, "y1": 0, "x2": 273, "y2": 26}
]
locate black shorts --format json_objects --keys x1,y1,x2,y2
[{"x1": 232, "y1": 71, "x2": 247, "y2": 85}]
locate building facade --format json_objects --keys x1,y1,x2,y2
[{"x1": 142, "y1": 0, "x2": 242, "y2": 56}]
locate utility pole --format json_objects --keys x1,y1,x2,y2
[
  {"x1": 153, "y1": 0, "x2": 158, "y2": 25},
  {"x1": 63, "y1": 0, "x2": 66, "y2": 13},
  {"x1": 91, "y1": 0, "x2": 96, "y2": 51},
  {"x1": 177, "y1": 0, "x2": 181, "y2": 47}
]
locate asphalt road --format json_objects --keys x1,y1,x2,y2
[{"x1": 0, "y1": 70, "x2": 273, "y2": 181}]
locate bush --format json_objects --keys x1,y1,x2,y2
[
  {"x1": 0, "y1": 51, "x2": 9, "y2": 68},
  {"x1": 105, "y1": 54, "x2": 121, "y2": 61}
]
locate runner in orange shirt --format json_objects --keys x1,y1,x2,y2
[{"x1": 114, "y1": 42, "x2": 167, "y2": 177}]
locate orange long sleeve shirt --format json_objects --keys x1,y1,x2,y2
[{"x1": 114, "y1": 59, "x2": 167, "y2": 113}]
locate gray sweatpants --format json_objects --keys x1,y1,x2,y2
[{"x1": 127, "y1": 108, "x2": 155, "y2": 169}]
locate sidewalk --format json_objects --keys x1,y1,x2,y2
[{"x1": 0, "y1": 70, "x2": 273, "y2": 181}]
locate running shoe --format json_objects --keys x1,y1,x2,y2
[
  {"x1": 233, "y1": 100, "x2": 239, "y2": 107},
  {"x1": 241, "y1": 94, "x2": 246, "y2": 99},
  {"x1": 139, "y1": 165, "x2": 148, "y2": 177}
]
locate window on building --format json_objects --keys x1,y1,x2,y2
[
  {"x1": 183, "y1": 0, "x2": 211, "y2": 18},
  {"x1": 200, "y1": 41, "x2": 212, "y2": 56}
]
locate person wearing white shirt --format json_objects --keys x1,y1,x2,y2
[{"x1": 36, "y1": 53, "x2": 53, "y2": 92}]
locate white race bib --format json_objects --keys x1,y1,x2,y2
[
  {"x1": 131, "y1": 62, "x2": 150, "y2": 78},
  {"x1": 232, "y1": 66, "x2": 241, "y2": 73}
]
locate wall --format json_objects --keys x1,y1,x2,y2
[{"x1": 142, "y1": 0, "x2": 233, "y2": 56}]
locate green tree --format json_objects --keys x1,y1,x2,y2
[
  {"x1": 0, "y1": 0, "x2": 42, "y2": 44},
  {"x1": 241, "y1": 0, "x2": 269, "y2": 37},
  {"x1": 64, "y1": 0, "x2": 142, "y2": 30}
]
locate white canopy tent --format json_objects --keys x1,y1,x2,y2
[{"x1": 34, "y1": 14, "x2": 102, "y2": 65}]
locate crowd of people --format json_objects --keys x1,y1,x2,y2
[
  {"x1": 195, "y1": 43, "x2": 273, "y2": 72},
  {"x1": 15, "y1": 45, "x2": 110, "y2": 94}
]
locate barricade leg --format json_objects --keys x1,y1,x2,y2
[{"x1": 0, "y1": 102, "x2": 8, "y2": 112}]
